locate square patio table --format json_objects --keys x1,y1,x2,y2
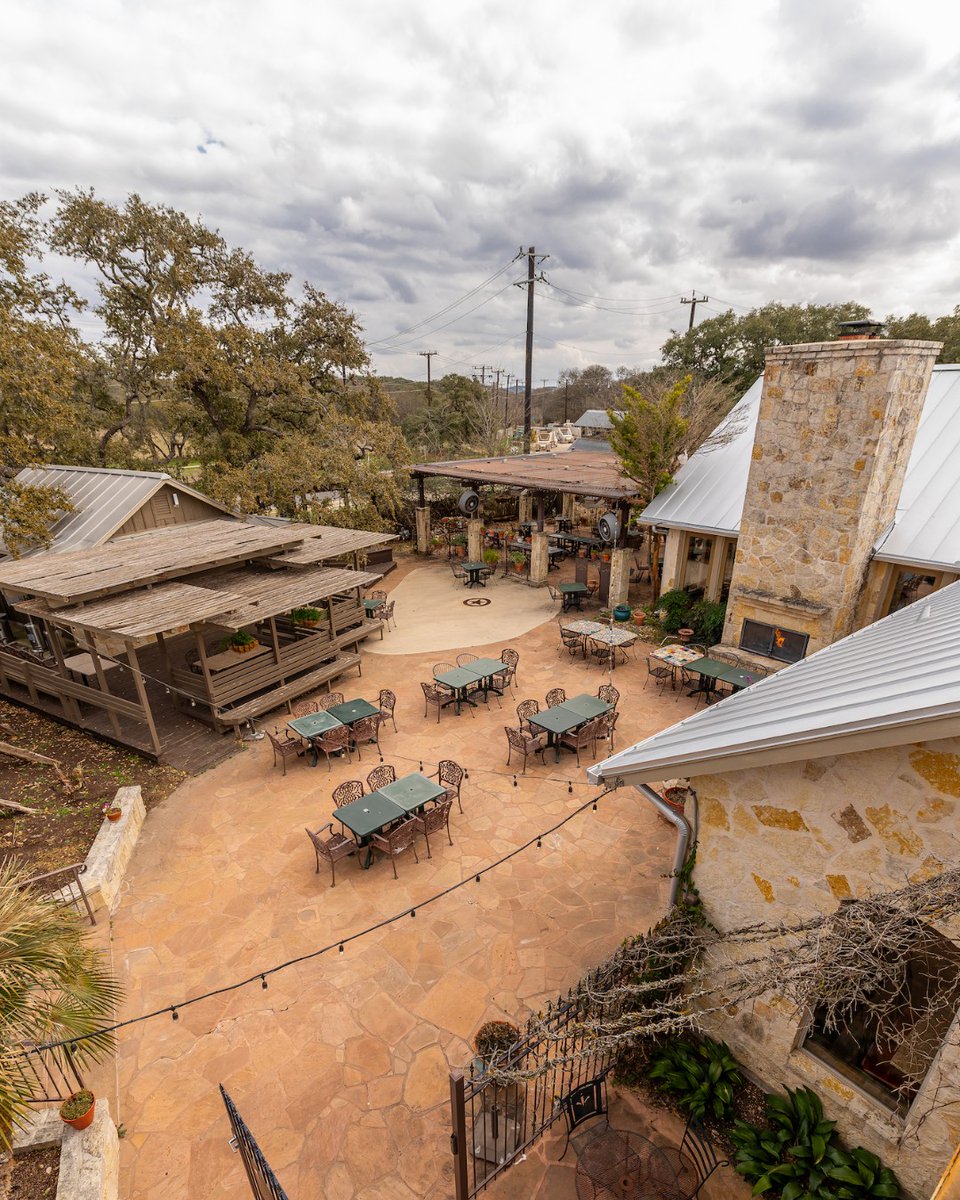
[
  {"x1": 562, "y1": 693, "x2": 612, "y2": 720},
  {"x1": 363, "y1": 598, "x2": 384, "y2": 615},
  {"x1": 335, "y1": 793, "x2": 407, "y2": 866},
  {"x1": 683, "y1": 657, "x2": 748, "y2": 702},
  {"x1": 288, "y1": 711, "x2": 344, "y2": 767},
  {"x1": 434, "y1": 666, "x2": 482, "y2": 714},
  {"x1": 378, "y1": 772, "x2": 446, "y2": 810},
  {"x1": 326, "y1": 698, "x2": 379, "y2": 725},
  {"x1": 652, "y1": 644, "x2": 701, "y2": 668},
  {"x1": 461, "y1": 561, "x2": 488, "y2": 588},
  {"x1": 466, "y1": 657, "x2": 510, "y2": 699},
  {"x1": 529, "y1": 703, "x2": 590, "y2": 763},
  {"x1": 557, "y1": 582, "x2": 590, "y2": 612}
]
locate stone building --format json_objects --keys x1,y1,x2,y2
[
  {"x1": 589, "y1": 580, "x2": 960, "y2": 1198},
  {"x1": 641, "y1": 338, "x2": 960, "y2": 667}
]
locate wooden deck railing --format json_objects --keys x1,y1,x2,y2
[{"x1": 0, "y1": 647, "x2": 146, "y2": 722}]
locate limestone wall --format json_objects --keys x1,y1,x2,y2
[
  {"x1": 722, "y1": 339, "x2": 940, "y2": 655},
  {"x1": 690, "y1": 739, "x2": 960, "y2": 1197}
]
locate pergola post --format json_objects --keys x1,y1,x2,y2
[
  {"x1": 529, "y1": 531, "x2": 549, "y2": 586},
  {"x1": 125, "y1": 641, "x2": 162, "y2": 757},
  {"x1": 44, "y1": 622, "x2": 86, "y2": 726},
  {"x1": 561, "y1": 492, "x2": 575, "y2": 521},
  {"x1": 415, "y1": 506, "x2": 431, "y2": 554},
  {"x1": 518, "y1": 491, "x2": 533, "y2": 525},
  {"x1": 467, "y1": 519, "x2": 483, "y2": 562},
  {"x1": 608, "y1": 548, "x2": 632, "y2": 609}
]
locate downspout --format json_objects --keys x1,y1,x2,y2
[{"x1": 637, "y1": 783, "x2": 695, "y2": 908}]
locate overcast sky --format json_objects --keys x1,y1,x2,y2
[{"x1": 4, "y1": 0, "x2": 959, "y2": 388}]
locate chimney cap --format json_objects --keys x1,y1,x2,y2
[{"x1": 836, "y1": 319, "x2": 886, "y2": 340}]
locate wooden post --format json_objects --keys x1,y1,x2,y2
[
  {"x1": 536, "y1": 494, "x2": 545, "y2": 532},
  {"x1": 268, "y1": 616, "x2": 281, "y2": 665},
  {"x1": 87, "y1": 644, "x2": 123, "y2": 739},
  {"x1": 44, "y1": 622, "x2": 86, "y2": 726},
  {"x1": 125, "y1": 641, "x2": 162, "y2": 757},
  {"x1": 195, "y1": 632, "x2": 217, "y2": 726}
]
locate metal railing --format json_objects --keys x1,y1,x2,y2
[
  {"x1": 13, "y1": 1042, "x2": 85, "y2": 1106},
  {"x1": 221, "y1": 1085, "x2": 290, "y2": 1200},
  {"x1": 18, "y1": 862, "x2": 96, "y2": 925}
]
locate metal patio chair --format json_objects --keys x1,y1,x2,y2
[
  {"x1": 434, "y1": 758, "x2": 465, "y2": 813},
  {"x1": 413, "y1": 796, "x2": 454, "y2": 858},
  {"x1": 369, "y1": 817, "x2": 420, "y2": 879},
  {"x1": 366, "y1": 764, "x2": 396, "y2": 792},
  {"x1": 305, "y1": 823, "x2": 358, "y2": 887},
  {"x1": 504, "y1": 725, "x2": 547, "y2": 773}
]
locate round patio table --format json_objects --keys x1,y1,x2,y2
[{"x1": 575, "y1": 1128, "x2": 680, "y2": 1200}]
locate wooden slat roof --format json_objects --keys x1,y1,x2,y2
[
  {"x1": 192, "y1": 565, "x2": 383, "y2": 626},
  {"x1": 0, "y1": 521, "x2": 311, "y2": 604},
  {"x1": 266, "y1": 526, "x2": 396, "y2": 567},
  {"x1": 408, "y1": 450, "x2": 639, "y2": 501},
  {"x1": 31, "y1": 583, "x2": 248, "y2": 644}
]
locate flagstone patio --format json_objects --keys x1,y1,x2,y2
[{"x1": 93, "y1": 559, "x2": 723, "y2": 1198}]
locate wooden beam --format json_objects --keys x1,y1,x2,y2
[
  {"x1": 88, "y1": 644, "x2": 123, "y2": 740},
  {"x1": 43, "y1": 621, "x2": 85, "y2": 725},
  {"x1": 125, "y1": 641, "x2": 162, "y2": 757}
]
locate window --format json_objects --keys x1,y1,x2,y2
[
  {"x1": 804, "y1": 926, "x2": 960, "y2": 1113},
  {"x1": 887, "y1": 569, "x2": 940, "y2": 616},
  {"x1": 738, "y1": 619, "x2": 808, "y2": 663},
  {"x1": 682, "y1": 535, "x2": 713, "y2": 594}
]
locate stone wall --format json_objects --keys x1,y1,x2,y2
[
  {"x1": 721, "y1": 339, "x2": 940, "y2": 655},
  {"x1": 690, "y1": 738, "x2": 960, "y2": 1198},
  {"x1": 83, "y1": 785, "x2": 145, "y2": 913}
]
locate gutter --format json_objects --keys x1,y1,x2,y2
[{"x1": 637, "y1": 783, "x2": 693, "y2": 909}]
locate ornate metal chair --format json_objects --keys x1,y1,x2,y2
[
  {"x1": 644, "y1": 656, "x2": 672, "y2": 694},
  {"x1": 545, "y1": 687, "x2": 566, "y2": 709},
  {"x1": 267, "y1": 729, "x2": 302, "y2": 776},
  {"x1": 449, "y1": 561, "x2": 468, "y2": 586},
  {"x1": 434, "y1": 759, "x2": 465, "y2": 813},
  {"x1": 383, "y1": 600, "x2": 397, "y2": 631},
  {"x1": 516, "y1": 698, "x2": 540, "y2": 732},
  {"x1": 559, "y1": 717, "x2": 600, "y2": 766},
  {"x1": 559, "y1": 628, "x2": 583, "y2": 658},
  {"x1": 291, "y1": 698, "x2": 319, "y2": 718},
  {"x1": 378, "y1": 688, "x2": 398, "y2": 733},
  {"x1": 413, "y1": 796, "x2": 454, "y2": 858},
  {"x1": 317, "y1": 692, "x2": 345, "y2": 710},
  {"x1": 596, "y1": 709, "x2": 620, "y2": 751},
  {"x1": 369, "y1": 817, "x2": 420, "y2": 879},
  {"x1": 456, "y1": 652, "x2": 478, "y2": 666},
  {"x1": 312, "y1": 724, "x2": 352, "y2": 770},
  {"x1": 504, "y1": 725, "x2": 547, "y2": 774},
  {"x1": 661, "y1": 1119, "x2": 729, "y2": 1200},
  {"x1": 500, "y1": 647, "x2": 519, "y2": 690},
  {"x1": 366, "y1": 764, "x2": 396, "y2": 792},
  {"x1": 597, "y1": 683, "x2": 620, "y2": 708},
  {"x1": 421, "y1": 681, "x2": 449, "y2": 723},
  {"x1": 332, "y1": 779, "x2": 364, "y2": 808},
  {"x1": 557, "y1": 1072, "x2": 610, "y2": 1161},
  {"x1": 349, "y1": 715, "x2": 381, "y2": 760},
  {"x1": 305, "y1": 823, "x2": 358, "y2": 887}
]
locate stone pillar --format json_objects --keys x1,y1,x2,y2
[
  {"x1": 415, "y1": 506, "x2": 431, "y2": 554},
  {"x1": 705, "y1": 536, "x2": 727, "y2": 603},
  {"x1": 608, "y1": 547, "x2": 631, "y2": 608},
  {"x1": 467, "y1": 519, "x2": 483, "y2": 562},
  {"x1": 518, "y1": 491, "x2": 533, "y2": 525},
  {"x1": 659, "y1": 529, "x2": 686, "y2": 596},
  {"x1": 721, "y1": 337, "x2": 941, "y2": 654},
  {"x1": 561, "y1": 492, "x2": 575, "y2": 520},
  {"x1": 529, "y1": 531, "x2": 549, "y2": 586}
]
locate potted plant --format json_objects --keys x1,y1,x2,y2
[
  {"x1": 221, "y1": 629, "x2": 257, "y2": 654},
  {"x1": 291, "y1": 606, "x2": 323, "y2": 628},
  {"x1": 677, "y1": 627, "x2": 695, "y2": 643},
  {"x1": 60, "y1": 1089, "x2": 96, "y2": 1131},
  {"x1": 102, "y1": 803, "x2": 122, "y2": 822},
  {"x1": 633, "y1": 608, "x2": 647, "y2": 627},
  {"x1": 510, "y1": 551, "x2": 527, "y2": 574},
  {"x1": 482, "y1": 548, "x2": 499, "y2": 567},
  {"x1": 601, "y1": 550, "x2": 611, "y2": 563},
  {"x1": 452, "y1": 534, "x2": 467, "y2": 558}
]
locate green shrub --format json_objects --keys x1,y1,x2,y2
[
  {"x1": 482, "y1": 548, "x2": 500, "y2": 565},
  {"x1": 220, "y1": 628, "x2": 256, "y2": 651},
  {"x1": 648, "y1": 1035, "x2": 742, "y2": 1121},
  {"x1": 655, "y1": 588, "x2": 694, "y2": 633},
  {"x1": 689, "y1": 599, "x2": 726, "y2": 645},
  {"x1": 825, "y1": 1147, "x2": 900, "y2": 1200},
  {"x1": 291, "y1": 606, "x2": 322, "y2": 622}
]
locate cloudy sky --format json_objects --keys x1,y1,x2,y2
[{"x1": 4, "y1": 0, "x2": 959, "y2": 386}]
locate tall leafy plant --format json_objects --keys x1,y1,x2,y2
[{"x1": 648, "y1": 1035, "x2": 742, "y2": 1121}]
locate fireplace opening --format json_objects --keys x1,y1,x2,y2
[{"x1": 739, "y1": 618, "x2": 808, "y2": 664}]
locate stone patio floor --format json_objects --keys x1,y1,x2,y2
[{"x1": 95, "y1": 557, "x2": 744, "y2": 1199}]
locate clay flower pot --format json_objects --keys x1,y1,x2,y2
[
  {"x1": 633, "y1": 610, "x2": 646, "y2": 627},
  {"x1": 677, "y1": 628, "x2": 694, "y2": 643},
  {"x1": 60, "y1": 1090, "x2": 95, "y2": 1131},
  {"x1": 104, "y1": 807, "x2": 122, "y2": 822}
]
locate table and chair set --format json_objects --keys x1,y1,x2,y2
[
  {"x1": 422, "y1": 648, "x2": 518, "y2": 722},
  {"x1": 560, "y1": 620, "x2": 639, "y2": 668},
  {"x1": 506, "y1": 685, "x2": 619, "y2": 771},
  {"x1": 648, "y1": 643, "x2": 769, "y2": 706}
]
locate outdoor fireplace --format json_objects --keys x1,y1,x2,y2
[{"x1": 739, "y1": 618, "x2": 808, "y2": 664}]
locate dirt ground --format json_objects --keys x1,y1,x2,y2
[
  {"x1": 1, "y1": 1147, "x2": 59, "y2": 1200},
  {"x1": 0, "y1": 700, "x2": 185, "y2": 874}
]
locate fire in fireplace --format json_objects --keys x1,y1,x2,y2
[{"x1": 739, "y1": 619, "x2": 809, "y2": 664}]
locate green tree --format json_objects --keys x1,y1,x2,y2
[
  {"x1": 0, "y1": 477, "x2": 74, "y2": 558},
  {"x1": 661, "y1": 301, "x2": 872, "y2": 394},
  {"x1": 0, "y1": 862, "x2": 121, "y2": 1145},
  {"x1": 885, "y1": 308, "x2": 960, "y2": 361}
]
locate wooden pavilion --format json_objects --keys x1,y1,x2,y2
[{"x1": 0, "y1": 517, "x2": 394, "y2": 767}]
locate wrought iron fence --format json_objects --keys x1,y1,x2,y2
[
  {"x1": 221, "y1": 1085, "x2": 290, "y2": 1200},
  {"x1": 449, "y1": 939, "x2": 640, "y2": 1198},
  {"x1": 13, "y1": 1042, "x2": 85, "y2": 1106}
]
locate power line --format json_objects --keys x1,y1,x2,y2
[
  {"x1": 538, "y1": 287, "x2": 678, "y2": 319},
  {"x1": 544, "y1": 280, "x2": 682, "y2": 315},
  {"x1": 29, "y1": 778, "x2": 622, "y2": 1056},
  {"x1": 365, "y1": 260, "x2": 517, "y2": 347},
  {"x1": 369, "y1": 281, "x2": 518, "y2": 351}
]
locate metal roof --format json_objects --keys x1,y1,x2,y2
[
  {"x1": 639, "y1": 366, "x2": 960, "y2": 570},
  {"x1": 574, "y1": 409, "x2": 622, "y2": 429},
  {"x1": 408, "y1": 450, "x2": 639, "y2": 501},
  {"x1": 7, "y1": 465, "x2": 235, "y2": 556},
  {"x1": 588, "y1": 579, "x2": 960, "y2": 785}
]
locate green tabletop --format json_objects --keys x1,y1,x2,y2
[
  {"x1": 468, "y1": 657, "x2": 509, "y2": 678},
  {"x1": 378, "y1": 773, "x2": 446, "y2": 809},
  {"x1": 288, "y1": 711, "x2": 343, "y2": 739},
  {"x1": 684, "y1": 658, "x2": 734, "y2": 681},
  {"x1": 335, "y1": 793, "x2": 405, "y2": 840},
  {"x1": 363, "y1": 598, "x2": 383, "y2": 614},
  {"x1": 462, "y1": 561, "x2": 486, "y2": 572},
  {"x1": 434, "y1": 667, "x2": 479, "y2": 690},
  {"x1": 558, "y1": 582, "x2": 589, "y2": 595},
  {"x1": 528, "y1": 706, "x2": 584, "y2": 735},
  {"x1": 327, "y1": 698, "x2": 379, "y2": 725},
  {"x1": 561, "y1": 694, "x2": 612, "y2": 719}
]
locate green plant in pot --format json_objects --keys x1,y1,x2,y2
[
  {"x1": 60, "y1": 1088, "x2": 96, "y2": 1131},
  {"x1": 510, "y1": 551, "x2": 527, "y2": 572},
  {"x1": 482, "y1": 548, "x2": 500, "y2": 566},
  {"x1": 291, "y1": 606, "x2": 323, "y2": 628},
  {"x1": 221, "y1": 628, "x2": 257, "y2": 654}
]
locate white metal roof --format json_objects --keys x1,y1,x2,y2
[
  {"x1": 575, "y1": 409, "x2": 622, "y2": 429},
  {"x1": 6, "y1": 465, "x2": 234, "y2": 556},
  {"x1": 588, "y1": 580, "x2": 960, "y2": 785},
  {"x1": 639, "y1": 365, "x2": 960, "y2": 570}
]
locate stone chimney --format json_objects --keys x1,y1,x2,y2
[{"x1": 721, "y1": 337, "x2": 941, "y2": 660}]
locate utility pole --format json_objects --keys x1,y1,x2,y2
[
  {"x1": 473, "y1": 364, "x2": 492, "y2": 386},
  {"x1": 515, "y1": 246, "x2": 547, "y2": 454},
  {"x1": 563, "y1": 380, "x2": 569, "y2": 422},
  {"x1": 418, "y1": 350, "x2": 437, "y2": 404},
  {"x1": 503, "y1": 373, "x2": 513, "y2": 427},
  {"x1": 681, "y1": 292, "x2": 708, "y2": 331}
]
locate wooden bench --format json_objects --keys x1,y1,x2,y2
[{"x1": 216, "y1": 652, "x2": 362, "y2": 732}]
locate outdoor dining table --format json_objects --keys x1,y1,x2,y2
[
  {"x1": 652, "y1": 644, "x2": 701, "y2": 668},
  {"x1": 588, "y1": 626, "x2": 638, "y2": 668},
  {"x1": 683, "y1": 657, "x2": 755, "y2": 702},
  {"x1": 461, "y1": 560, "x2": 489, "y2": 588},
  {"x1": 528, "y1": 692, "x2": 613, "y2": 762},
  {"x1": 558, "y1": 582, "x2": 590, "y2": 611},
  {"x1": 508, "y1": 541, "x2": 564, "y2": 569},
  {"x1": 363, "y1": 598, "x2": 384, "y2": 615},
  {"x1": 434, "y1": 661, "x2": 506, "y2": 714},
  {"x1": 335, "y1": 772, "x2": 445, "y2": 867},
  {"x1": 287, "y1": 710, "x2": 345, "y2": 767},
  {"x1": 466, "y1": 657, "x2": 511, "y2": 700},
  {"x1": 575, "y1": 1127, "x2": 680, "y2": 1200}
]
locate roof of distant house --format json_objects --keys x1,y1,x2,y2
[
  {"x1": 588, "y1": 579, "x2": 960, "y2": 785},
  {"x1": 5, "y1": 464, "x2": 235, "y2": 556},
  {"x1": 575, "y1": 409, "x2": 622, "y2": 430},
  {"x1": 639, "y1": 364, "x2": 960, "y2": 572}
]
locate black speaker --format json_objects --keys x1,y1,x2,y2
[
  {"x1": 458, "y1": 490, "x2": 480, "y2": 516},
  {"x1": 597, "y1": 512, "x2": 620, "y2": 543}
]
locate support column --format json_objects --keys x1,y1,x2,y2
[
  {"x1": 561, "y1": 492, "x2": 575, "y2": 520},
  {"x1": 415, "y1": 506, "x2": 431, "y2": 554},
  {"x1": 705, "y1": 536, "x2": 726, "y2": 603},
  {"x1": 467, "y1": 519, "x2": 483, "y2": 562},
  {"x1": 660, "y1": 529, "x2": 686, "y2": 595},
  {"x1": 529, "y1": 531, "x2": 549, "y2": 586},
  {"x1": 518, "y1": 491, "x2": 533, "y2": 525},
  {"x1": 608, "y1": 547, "x2": 631, "y2": 608}
]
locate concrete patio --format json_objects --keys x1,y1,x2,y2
[{"x1": 95, "y1": 556, "x2": 737, "y2": 1198}]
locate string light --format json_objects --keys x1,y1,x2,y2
[{"x1": 260, "y1": 975, "x2": 268, "y2": 990}]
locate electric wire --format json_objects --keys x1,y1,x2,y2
[
  {"x1": 366, "y1": 281, "x2": 518, "y2": 351},
  {"x1": 366, "y1": 260, "x2": 518, "y2": 347}
]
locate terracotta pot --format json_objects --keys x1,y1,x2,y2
[
  {"x1": 299, "y1": 618, "x2": 321, "y2": 628},
  {"x1": 513, "y1": 560, "x2": 525, "y2": 573},
  {"x1": 633, "y1": 610, "x2": 646, "y2": 626},
  {"x1": 60, "y1": 1093, "x2": 95, "y2": 1131},
  {"x1": 677, "y1": 628, "x2": 694, "y2": 643},
  {"x1": 104, "y1": 808, "x2": 122, "y2": 822}
]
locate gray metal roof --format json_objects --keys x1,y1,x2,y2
[
  {"x1": 6, "y1": 465, "x2": 234, "y2": 556},
  {"x1": 575, "y1": 409, "x2": 622, "y2": 429},
  {"x1": 588, "y1": 579, "x2": 960, "y2": 785},
  {"x1": 639, "y1": 365, "x2": 960, "y2": 570}
]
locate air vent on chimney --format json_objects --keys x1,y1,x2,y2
[{"x1": 836, "y1": 319, "x2": 886, "y2": 340}]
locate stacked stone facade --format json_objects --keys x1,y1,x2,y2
[
  {"x1": 721, "y1": 339, "x2": 940, "y2": 656},
  {"x1": 691, "y1": 739, "x2": 960, "y2": 1198}
]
